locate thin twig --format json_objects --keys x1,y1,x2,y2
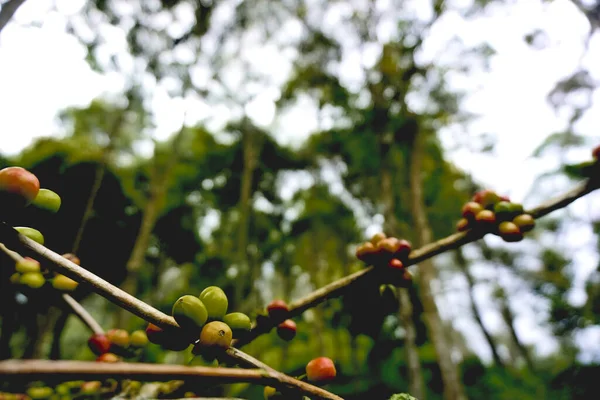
[
  {"x1": 61, "y1": 293, "x2": 104, "y2": 335},
  {"x1": 0, "y1": 360, "x2": 343, "y2": 400},
  {"x1": 0, "y1": 242, "x2": 104, "y2": 335}
]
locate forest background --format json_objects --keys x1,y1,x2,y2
[{"x1": 1, "y1": 0, "x2": 600, "y2": 399}]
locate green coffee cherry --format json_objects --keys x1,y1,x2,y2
[
  {"x1": 52, "y1": 274, "x2": 79, "y2": 291},
  {"x1": 172, "y1": 295, "x2": 208, "y2": 331},
  {"x1": 130, "y1": 330, "x2": 149, "y2": 347},
  {"x1": 14, "y1": 226, "x2": 44, "y2": 245},
  {"x1": 199, "y1": 287, "x2": 228, "y2": 320},
  {"x1": 493, "y1": 201, "x2": 512, "y2": 221},
  {"x1": 223, "y1": 312, "x2": 252, "y2": 336},
  {"x1": 31, "y1": 188, "x2": 61, "y2": 213},
  {"x1": 199, "y1": 321, "x2": 233, "y2": 350},
  {"x1": 26, "y1": 386, "x2": 54, "y2": 399},
  {"x1": 20, "y1": 272, "x2": 45, "y2": 288},
  {"x1": 9, "y1": 272, "x2": 20, "y2": 284},
  {"x1": 15, "y1": 257, "x2": 40, "y2": 273},
  {"x1": 513, "y1": 213, "x2": 535, "y2": 233}
]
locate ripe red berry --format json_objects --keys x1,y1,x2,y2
[
  {"x1": 266, "y1": 300, "x2": 289, "y2": 320},
  {"x1": 306, "y1": 357, "x2": 337, "y2": 384},
  {"x1": 145, "y1": 323, "x2": 166, "y2": 345},
  {"x1": 87, "y1": 333, "x2": 112, "y2": 356},
  {"x1": 593, "y1": 145, "x2": 600, "y2": 160},
  {"x1": 276, "y1": 319, "x2": 296, "y2": 341},
  {"x1": 0, "y1": 166, "x2": 40, "y2": 208},
  {"x1": 394, "y1": 239, "x2": 412, "y2": 261},
  {"x1": 388, "y1": 258, "x2": 404, "y2": 270}
]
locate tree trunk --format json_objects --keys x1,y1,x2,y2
[
  {"x1": 454, "y1": 249, "x2": 504, "y2": 367},
  {"x1": 380, "y1": 139, "x2": 425, "y2": 400},
  {"x1": 498, "y1": 290, "x2": 535, "y2": 371},
  {"x1": 235, "y1": 130, "x2": 263, "y2": 311},
  {"x1": 117, "y1": 130, "x2": 185, "y2": 327},
  {"x1": 409, "y1": 133, "x2": 467, "y2": 400}
]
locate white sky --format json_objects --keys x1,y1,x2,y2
[{"x1": 1, "y1": 0, "x2": 600, "y2": 363}]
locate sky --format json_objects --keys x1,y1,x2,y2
[{"x1": 1, "y1": 0, "x2": 600, "y2": 363}]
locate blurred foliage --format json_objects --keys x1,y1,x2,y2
[{"x1": 1, "y1": 0, "x2": 600, "y2": 399}]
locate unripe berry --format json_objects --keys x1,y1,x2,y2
[
  {"x1": 223, "y1": 312, "x2": 252, "y2": 337},
  {"x1": 306, "y1": 357, "x2": 337, "y2": 384},
  {"x1": 31, "y1": 188, "x2": 61, "y2": 213},
  {"x1": 462, "y1": 202, "x2": 484, "y2": 220},
  {"x1": 130, "y1": 330, "x2": 149, "y2": 348},
  {"x1": 498, "y1": 221, "x2": 523, "y2": 242},
  {"x1": 15, "y1": 257, "x2": 40, "y2": 274},
  {"x1": 456, "y1": 218, "x2": 470, "y2": 232},
  {"x1": 88, "y1": 333, "x2": 112, "y2": 356},
  {"x1": 370, "y1": 232, "x2": 387, "y2": 245},
  {"x1": 107, "y1": 329, "x2": 130, "y2": 348},
  {"x1": 199, "y1": 286, "x2": 228, "y2": 321},
  {"x1": 26, "y1": 386, "x2": 54, "y2": 399},
  {"x1": 493, "y1": 201, "x2": 513, "y2": 222},
  {"x1": 513, "y1": 213, "x2": 535, "y2": 233},
  {"x1": 473, "y1": 189, "x2": 500, "y2": 209},
  {"x1": 475, "y1": 210, "x2": 496, "y2": 226},
  {"x1": 199, "y1": 321, "x2": 233, "y2": 350},
  {"x1": 276, "y1": 319, "x2": 296, "y2": 341},
  {"x1": 80, "y1": 381, "x2": 102, "y2": 395},
  {"x1": 52, "y1": 274, "x2": 79, "y2": 291},
  {"x1": 20, "y1": 272, "x2": 45, "y2": 289},
  {"x1": 96, "y1": 352, "x2": 120, "y2": 362},
  {"x1": 266, "y1": 299, "x2": 289, "y2": 319},
  {"x1": 14, "y1": 227, "x2": 44, "y2": 245},
  {"x1": 172, "y1": 295, "x2": 208, "y2": 332}
]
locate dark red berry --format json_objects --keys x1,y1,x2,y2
[{"x1": 276, "y1": 319, "x2": 296, "y2": 341}]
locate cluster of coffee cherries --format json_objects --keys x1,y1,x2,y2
[
  {"x1": 264, "y1": 356, "x2": 337, "y2": 399},
  {"x1": 88, "y1": 328, "x2": 149, "y2": 362},
  {"x1": 456, "y1": 190, "x2": 535, "y2": 242},
  {"x1": 144, "y1": 286, "x2": 252, "y2": 362},
  {"x1": 354, "y1": 233, "x2": 413, "y2": 287},
  {"x1": 0, "y1": 165, "x2": 62, "y2": 220},
  {"x1": 8, "y1": 253, "x2": 79, "y2": 293}
]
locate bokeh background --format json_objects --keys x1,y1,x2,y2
[{"x1": 1, "y1": 0, "x2": 600, "y2": 399}]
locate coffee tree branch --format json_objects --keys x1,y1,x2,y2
[
  {"x1": 0, "y1": 242, "x2": 104, "y2": 335},
  {"x1": 0, "y1": 235, "x2": 342, "y2": 400},
  {"x1": 233, "y1": 178, "x2": 600, "y2": 347},
  {"x1": 0, "y1": 360, "x2": 343, "y2": 400},
  {"x1": 1, "y1": 178, "x2": 597, "y2": 350}
]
